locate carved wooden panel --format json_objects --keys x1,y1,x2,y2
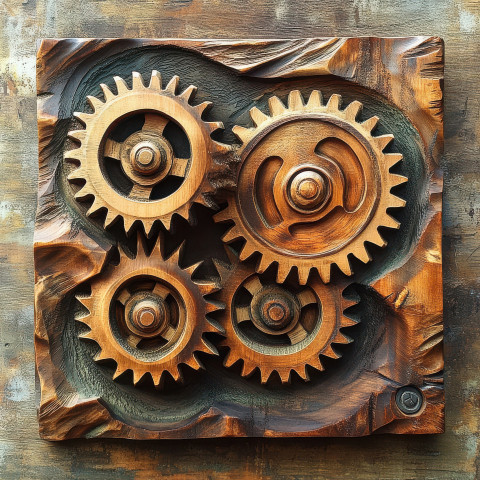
[{"x1": 35, "y1": 37, "x2": 444, "y2": 440}]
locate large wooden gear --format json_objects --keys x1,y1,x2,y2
[{"x1": 215, "y1": 91, "x2": 408, "y2": 284}]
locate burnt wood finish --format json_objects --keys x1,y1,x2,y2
[{"x1": 35, "y1": 37, "x2": 443, "y2": 440}]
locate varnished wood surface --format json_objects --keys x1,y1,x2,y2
[{"x1": 0, "y1": 0, "x2": 479, "y2": 478}]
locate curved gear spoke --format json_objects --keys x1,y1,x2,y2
[
  {"x1": 235, "y1": 306, "x2": 251, "y2": 324},
  {"x1": 243, "y1": 276, "x2": 263, "y2": 296},
  {"x1": 287, "y1": 323, "x2": 308, "y2": 344},
  {"x1": 152, "y1": 282, "x2": 170, "y2": 300}
]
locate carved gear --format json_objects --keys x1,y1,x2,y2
[
  {"x1": 214, "y1": 248, "x2": 357, "y2": 384},
  {"x1": 215, "y1": 91, "x2": 407, "y2": 284},
  {"x1": 66, "y1": 71, "x2": 230, "y2": 234},
  {"x1": 76, "y1": 234, "x2": 222, "y2": 386}
]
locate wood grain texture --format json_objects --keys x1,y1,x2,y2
[
  {"x1": 0, "y1": 0, "x2": 479, "y2": 478},
  {"x1": 35, "y1": 37, "x2": 442, "y2": 440}
]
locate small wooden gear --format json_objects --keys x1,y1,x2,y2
[
  {"x1": 66, "y1": 71, "x2": 230, "y2": 234},
  {"x1": 76, "y1": 234, "x2": 222, "y2": 386},
  {"x1": 214, "y1": 248, "x2": 357, "y2": 384},
  {"x1": 215, "y1": 91, "x2": 408, "y2": 284}
]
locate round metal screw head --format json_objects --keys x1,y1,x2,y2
[{"x1": 395, "y1": 386, "x2": 423, "y2": 415}]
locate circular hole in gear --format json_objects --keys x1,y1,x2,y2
[{"x1": 100, "y1": 113, "x2": 192, "y2": 200}]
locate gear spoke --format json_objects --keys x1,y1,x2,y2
[
  {"x1": 127, "y1": 334, "x2": 142, "y2": 348},
  {"x1": 152, "y1": 282, "x2": 170, "y2": 299},
  {"x1": 160, "y1": 325, "x2": 176, "y2": 341},
  {"x1": 243, "y1": 276, "x2": 263, "y2": 296},
  {"x1": 104, "y1": 138, "x2": 122, "y2": 160},
  {"x1": 117, "y1": 288, "x2": 131, "y2": 305},
  {"x1": 287, "y1": 323, "x2": 308, "y2": 344},
  {"x1": 297, "y1": 289, "x2": 317, "y2": 308},
  {"x1": 235, "y1": 306, "x2": 251, "y2": 324},
  {"x1": 170, "y1": 157, "x2": 190, "y2": 177},
  {"x1": 129, "y1": 183, "x2": 153, "y2": 200},
  {"x1": 143, "y1": 113, "x2": 169, "y2": 135}
]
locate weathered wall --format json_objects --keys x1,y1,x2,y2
[{"x1": 0, "y1": 0, "x2": 479, "y2": 478}]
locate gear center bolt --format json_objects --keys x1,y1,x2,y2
[
  {"x1": 249, "y1": 284, "x2": 301, "y2": 335},
  {"x1": 130, "y1": 141, "x2": 164, "y2": 176},
  {"x1": 124, "y1": 292, "x2": 168, "y2": 338},
  {"x1": 287, "y1": 168, "x2": 331, "y2": 213}
]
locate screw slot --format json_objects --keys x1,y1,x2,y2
[{"x1": 395, "y1": 386, "x2": 423, "y2": 415}]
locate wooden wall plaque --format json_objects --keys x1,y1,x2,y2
[{"x1": 35, "y1": 37, "x2": 444, "y2": 440}]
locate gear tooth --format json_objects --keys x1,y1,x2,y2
[
  {"x1": 152, "y1": 373, "x2": 163, "y2": 388},
  {"x1": 195, "y1": 101, "x2": 212, "y2": 116},
  {"x1": 336, "y1": 257, "x2": 352, "y2": 276},
  {"x1": 249, "y1": 106, "x2": 269, "y2": 127},
  {"x1": 390, "y1": 174, "x2": 408, "y2": 187},
  {"x1": 213, "y1": 203, "x2": 234, "y2": 224},
  {"x1": 131, "y1": 71, "x2": 145, "y2": 90},
  {"x1": 362, "y1": 115, "x2": 379, "y2": 132},
  {"x1": 297, "y1": 267, "x2": 310, "y2": 285},
  {"x1": 201, "y1": 338, "x2": 219, "y2": 356},
  {"x1": 374, "y1": 134, "x2": 394, "y2": 151},
  {"x1": 67, "y1": 166, "x2": 85, "y2": 181},
  {"x1": 123, "y1": 216, "x2": 136, "y2": 235},
  {"x1": 135, "y1": 231, "x2": 148, "y2": 258},
  {"x1": 104, "y1": 210, "x2": 118, "y2": 229},
  {"x1": 276, "y1": 263, "x2": 291, "y2": 284},
  {"x1": 168, "y1": 241, "x2": 185, "y2": 264},
  {"x1": 239, "y1": 242, "x2": 255, "y2": 261},
  {"x1": 206, "y1": 299, "x2": 225, "y2": 315},
  {"x1": 316, "y1": 264, "x2": 331, "y2": 283},
  {"x1": 74, "y1": 184, "x2": 93, "y2": 200},
  {"x1": 296, "y1": 365, "x2": 310, "y2": 382},
  {"x1": 224, "y1": 351, "x2": 238, "y2": 368},
  {"x1": 287, "y1": 90, "x2": 304, "y2": 110},
  {"x1": 112, "y1": 365, "x2": 126, "y2": 381},
  {"x1": 242, "y1": 361, "x2": 257, "y2": 378},
  {"x1": 149, "y1": 70, "x2": 162, "y2": 90},
  {"x1": 369, "y1": 228, "x2": 387, "y2": 247},
  {"x1": 384, "y1": 214, "x2": 401, "y2": 230},
  {"x1": 277, "y1": 368, "x2": 291, "y2": 384},
  {"x1": 333, "y1": 331, "x2": 352, "y2": 345},
  {"x1": 323, "y1": 345, "x2": 340, "y2": 359},
  {"x1": 164, "y1": 75, "x2": 179, "y2": 94},
  {"x1": 196, "y1": 281, "x2": 217, "y2": 297},
  {"x1": 100, "y1": 83, "x2": 115, "y2": 102},
  {"x1": 307, "y1": 90, "x2": 323, "y2": 108},
  {"x1": 170, "y1": 367, "x2": 184, "y2": 383},
  {"x1": 159, "y1": 214, "x2": 172, "y2": 231},
  {"x1": 85, "y1": 198, "x2": 102, "y2": 216},
  {"x1": 341, "y1": 315, "x2": 358, "y2": 327},
  {"x1": 76, "y1": 295, "x2": 93, "y2": 312},
  {"x1": 385, "y1": 152, "x2": 403, "y2": 169},
  {"x1": 268, "y1": 96, "x2": 287, "y2": 116},
  {"x1": 184, "y1": 260, "x2": 202, "y2": 277},
  {"x1": 354, "y1": 244, "x2": 372, "y2": 264},
  {"x1": 207, "y1": 121, "x2": 224, "y2": 133},
  {"x1": 73, "y1": 112, "x2": 94, "y2": 125},
  {"x1": 142, "y1": 218, "x2": 156, "y2": 237},
  {"x1": 132, "y1": 369, "x2": 146, "y2": 385},
  {"x1": 232, "y1": 125, "x2": 254, "y2": 144},
  {"x1": 311, "y1": 356, "x2": 324, "y2": 372},
  {"x1": 260, "y1": 369, "x2": 272, "y2": 384},
  {"x1": 256, "y1": 254, "x2": 272, "y2": 274},
  {"x1": 86, "y1": 95, "x2": 104, "y2": 112},
  {"x1": 179, "y1": 84, "x2": 197, "y2": 102},
  {"x1": 65, "y1": 147, "x2": 84, "y2": 161},
  {"x1": 113, "y1": 76, "x2": 129, "y2": 94},
  {"x1": 153, "y1": 230, "x2": 167, "y2": 259},
  {"x1": 390, "y1": 194, "x2": 407, "y2": 208},
  {"x1": 67, "y1": 129, "x2": 86, "y2": 143},
  {"x1": 326, "y1": 93, "x2": 342, "y2": 111},
  {"x1": 78, "y1": 330, "x2": 93, "y2": 341},
  {"x1": 222, "y1": 225, "x2": 243, "y2": 244},
  {"x1": 344, "y1": 100, "x2": 363, "y2": 120}
]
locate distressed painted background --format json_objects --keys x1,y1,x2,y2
[{"x1": 0, "y1": 0, "x2": 479, "y2": 478}]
